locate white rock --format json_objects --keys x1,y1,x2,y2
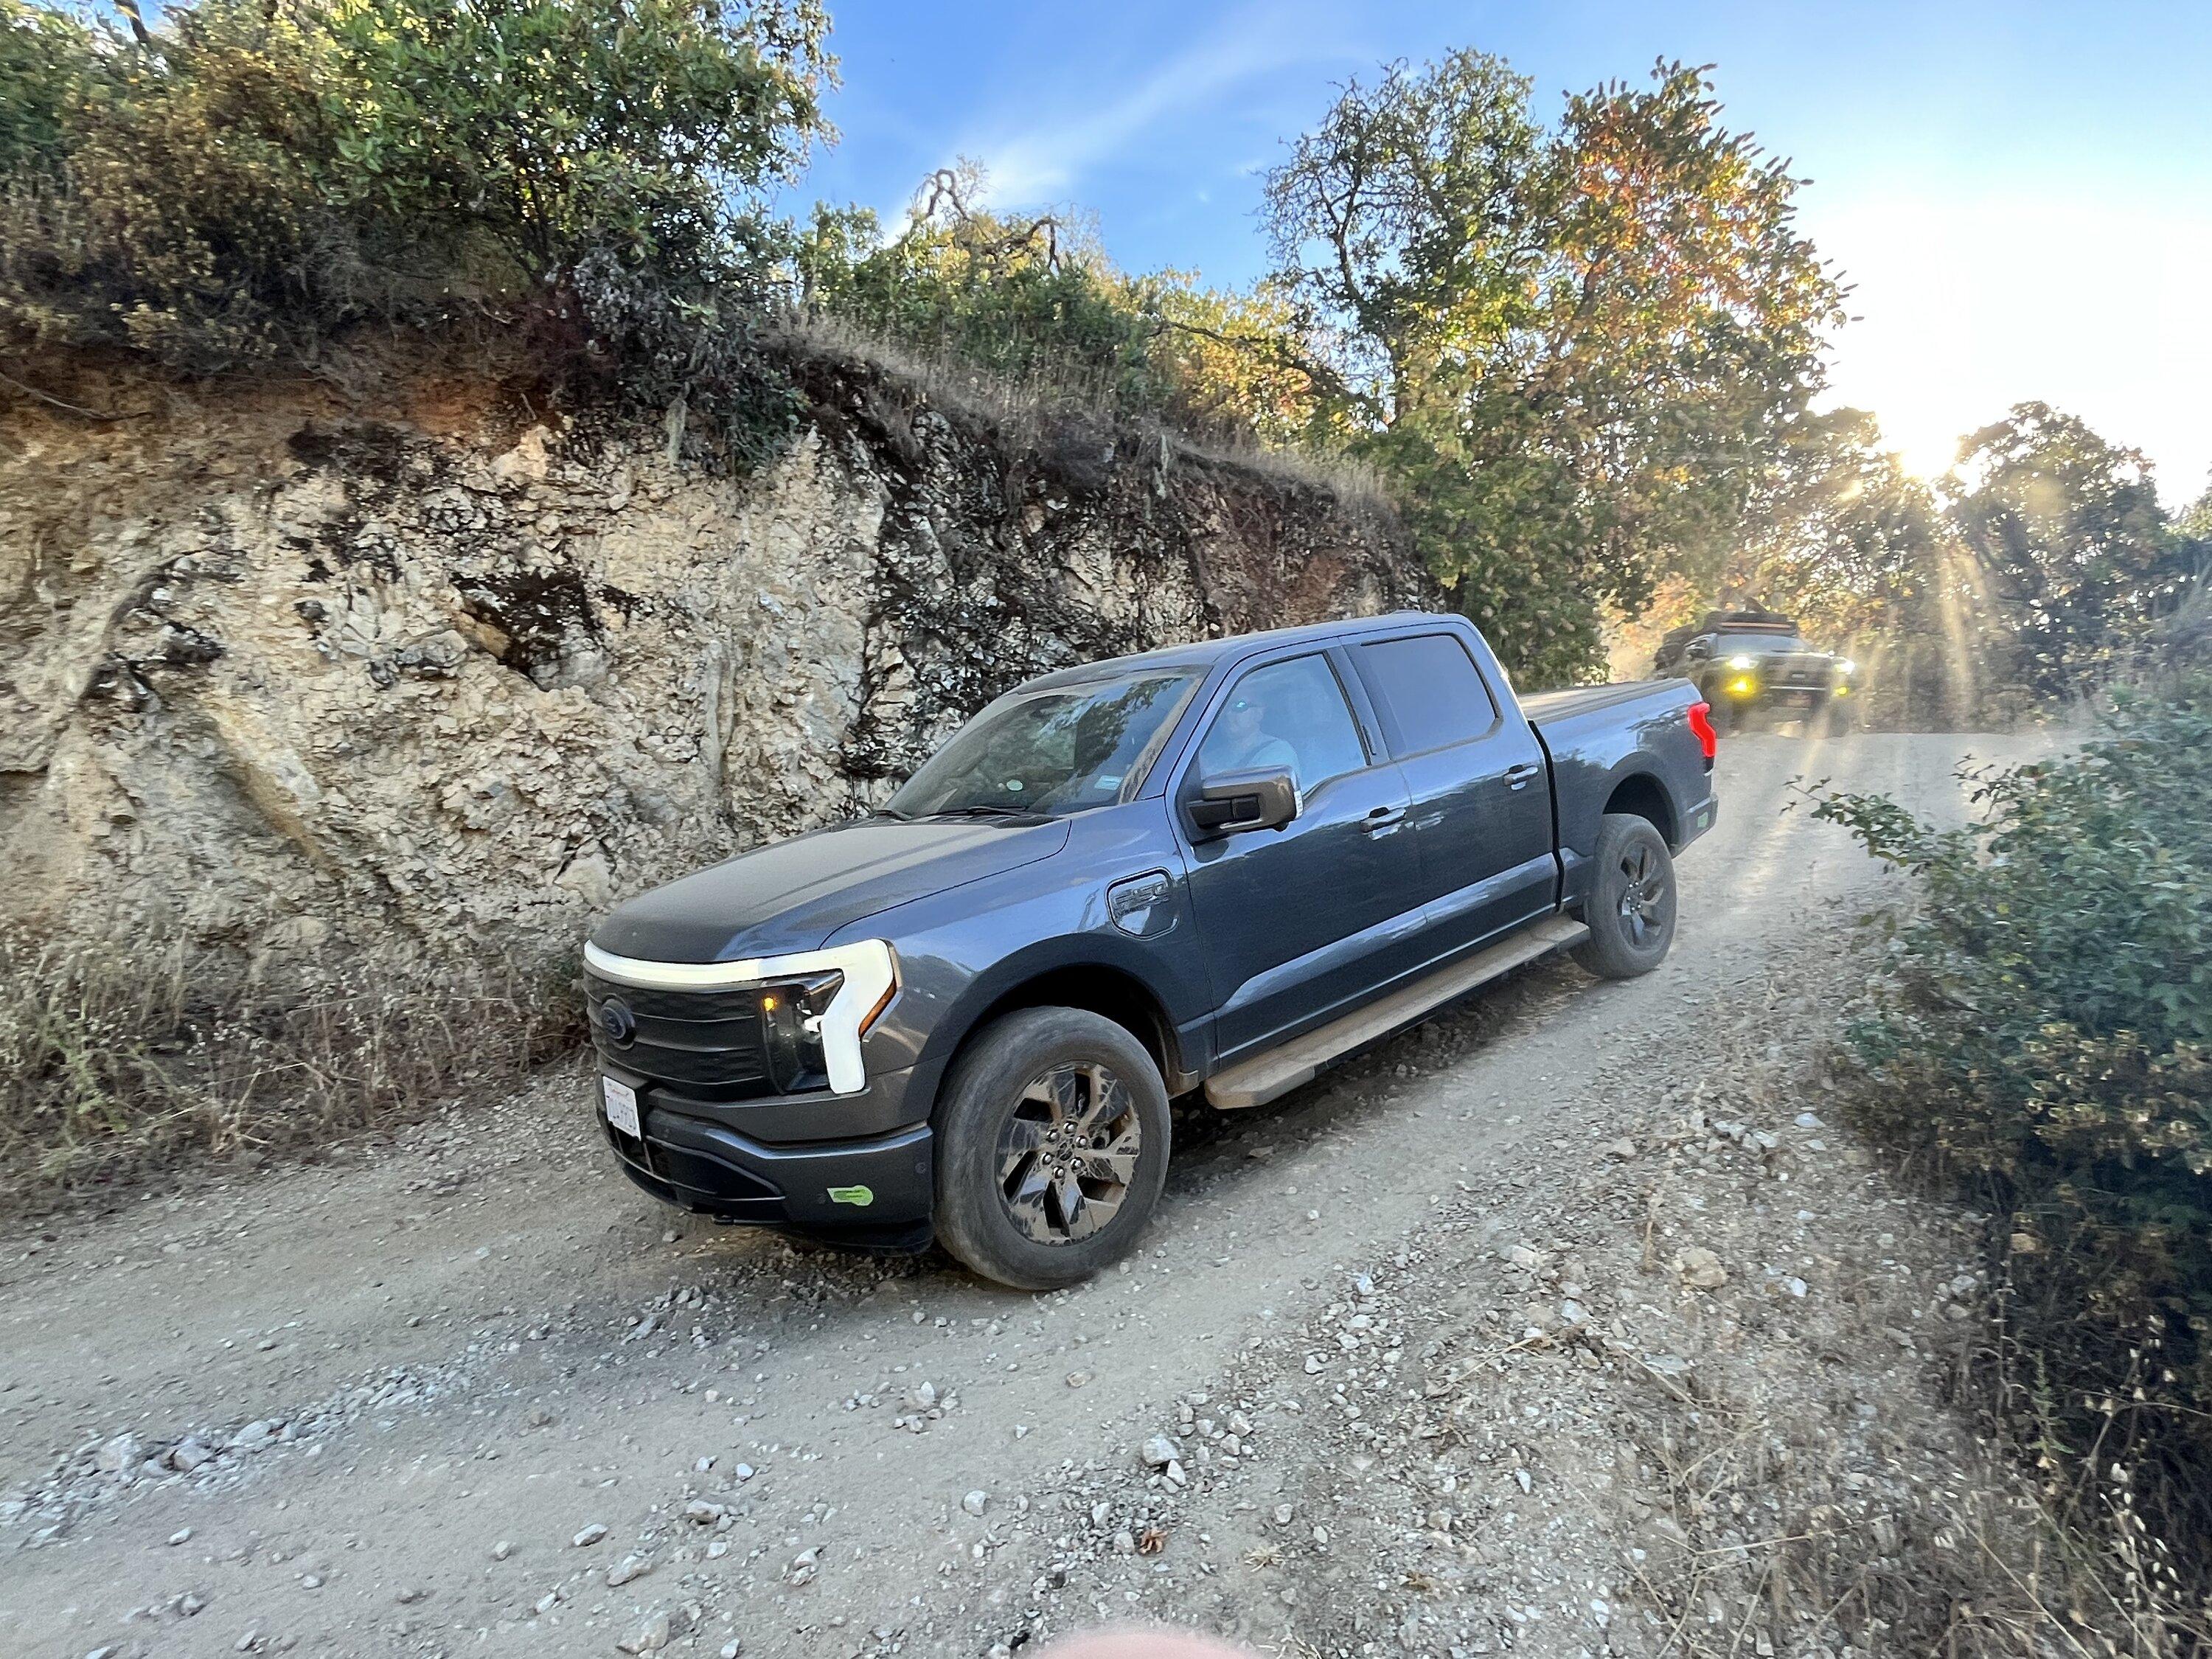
[
  {"x1": 961, "y1": 1490, "x2": 989, "y2": 1517},
  {"x1": 1674, "y1": 1247, "x2": 1728, "y2": 1290},
  {"x1": 94, "y1": 1433, "x2": 142, "y2": 1475},
  {"x1": 573, "y1": 1523, "x2": 609, "y2": 1548},
  {"x1": 616, "y1": 1611, "x2": 672, "y2": 1654},
  {"x1": 169, "y1": 1438, "x2": 215, "y2": 1473},
  {"x1": 1138, "y1": 1435, "x2": 1178, "y2": 1469}
]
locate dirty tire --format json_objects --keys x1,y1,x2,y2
[
  {"x1": 1818, "y1": 698, "x2": 1854, "y2": 737},
  {"x1": 933, "y1": 1007, "x2": 1171, "y2": 1290},
  {"x1": 1704, "y1": 694, "x2": 1736, "y2": 737},
  {"x1": 1573, "y1": 813, "x2": 1678, "y2": 980}
]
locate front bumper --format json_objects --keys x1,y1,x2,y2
[
  {"x1": 1717, "y1": 681, "x2": 1840, "y2": 714},
  {"x1": 598, "y1": 1072, "x2": 934, "y2": 1248}
]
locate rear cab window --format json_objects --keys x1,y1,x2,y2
[{"x1": 1354, "y1": 632, "x2": 1501, "y2": 756}]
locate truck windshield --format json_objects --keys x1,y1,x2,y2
[{"x1": 887, "y1": 672, "x2": 1198, "y2": 821}]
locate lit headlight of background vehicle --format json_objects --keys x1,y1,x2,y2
[
  {"x1": 1725, "y1": 653, "x2": 1759, "y2": 697},
  {"x1": 1728, "y1": 654, "x2": 1758, "y2": 670}
]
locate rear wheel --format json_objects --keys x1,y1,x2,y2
[
  {"x1": 1572, "y1": 813, "x2": 1678, "y2": 979},
  {"x1": 933, "y1": 1007, "x2": 1171, "y2": 1290}
]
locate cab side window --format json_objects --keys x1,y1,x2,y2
[
  {"x1": 1355, "y1": 633, "x2": 1499, "y2": 755},
  {"x1": 1194, "y1": 654, "x2": 1368, "y2": 793}
]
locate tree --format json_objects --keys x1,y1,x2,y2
[
  {"x1": 1950, "y1": 403, "x2": 2189, "y2": 696},
  {"x1": 1263, "y1": 52, "x2": 1845, "y2": 684},
  {"x1": 794, "y1": 165, "x2": 1338, "y2": 442},
  {"x1": 1, "y1": 0, "x2": 832, "y2": 369},
  {"x1": 319, "y1": 0, "x2": 832, "y2": 293},
  {"x1": 1726, "y1": 408, "x2": 1947, "y2": 639}
]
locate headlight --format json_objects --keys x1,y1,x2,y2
[
  {"x1": 1728, "y1": 677, "x2": 1756, "y2": 697},
  {"x1": 1727, "y1": 654, "x2": 1757, "y2": 671},
  {"x1": 759, "y1": 971, "x2": 844, "y2": 1093},
  {"x1": 1836, "y1": 658, "x2": 1857, "y2": 676}
]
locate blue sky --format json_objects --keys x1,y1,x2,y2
[{"x1": 795, "y1": 0, "x2": 2212, "y2": 502}]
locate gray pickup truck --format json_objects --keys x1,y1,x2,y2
[{"x1": 585, "y1": 612, "x2": 1718, "y2": 1287}]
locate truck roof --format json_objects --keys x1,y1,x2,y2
[{"x1": 1021, "y1": 611, "x2": 1451, "y2": 689}]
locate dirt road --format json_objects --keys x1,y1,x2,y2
[{"x1": 0, "y1": 732, "x2": 2048, "y2": 1659}]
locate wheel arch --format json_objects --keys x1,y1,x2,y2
[
  {"x1": 921, "y1": 947, "x2": 1195, "y2": 1114},
  {"x1": 1601, "y1": 768, "x2": 1681, "y2": 849}
]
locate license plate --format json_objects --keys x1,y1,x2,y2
[
  {"x1": 602, "y1": 1077, "x2": 641, "y2": 1138},
  {"x1": 1784, "y1": 691, "x2": 1812, "y2": 707}
]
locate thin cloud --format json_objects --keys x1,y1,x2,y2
[{"x1": 959, "y1": 3, "x2": 1361, "y2": 208}]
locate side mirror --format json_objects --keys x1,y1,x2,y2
[
  {"x1": 1189, "y1": 767, "x2": 1298, "y2": 838},
  {"x1": 1683, "y1": 639, "x2": 1713, "y2": 662}
]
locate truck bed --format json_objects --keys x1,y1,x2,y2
[{"x1": 1520, "y1": 675, "x2": 1714, "y2": 901}]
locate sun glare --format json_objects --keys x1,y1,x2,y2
[{"x1": 1888, "y1": 425, "x2": 1960, "y2": 483}]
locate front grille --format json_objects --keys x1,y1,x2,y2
[
  {"x1": 1768, "y1": 655, "x2": 1834, "y2": 688},
  {"x1": 585, "y1": 973, "x2": 772, "y2": 1098}
]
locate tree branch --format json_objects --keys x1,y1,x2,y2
[{"x1": 1153, "y1": 316, "x2": 1382, "y2": 428}]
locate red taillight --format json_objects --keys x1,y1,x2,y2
[{"x1": 1688, "y1": 700, "x2": 1717, "y2": 762}]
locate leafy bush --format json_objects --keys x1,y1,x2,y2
[
  {"x1": 792, "y1": 171, "x2": 1329, "y2": 448},
  {"x1": 1812, "y1": 676, "x2": 2212, "y2": 1573},
  {"x1": 1, "y1": 0, "x2": 827, "y2": 371}
]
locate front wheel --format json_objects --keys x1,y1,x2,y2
[
  {"x1": 1572, "y1": 813, "x2": 1678, "y2": 979},
  {"x1": 932, "y1": 1007, "x2": 1171, "y2": 1290}
]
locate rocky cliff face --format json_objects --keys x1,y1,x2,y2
[{"x1": 0, "y1": 349, "x2": 1426, "y2": 980}]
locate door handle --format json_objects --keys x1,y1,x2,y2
[
  {"x1": 1504, "y1": 762, "x2": 1542, "y2": 790},
  {"x1": 1364, "y1": 804, "x2": 1407, "y2": 835}
]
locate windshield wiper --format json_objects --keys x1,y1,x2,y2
[{"x1": 920, "y1": 803, "x2": 1050, "y2": 822}]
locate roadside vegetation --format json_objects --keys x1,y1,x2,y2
[
  {"x1": 0, "y1": 931, "x2": 577, "y2": 1208},
  {"x1": 1812, "y1": 667, "x2": 2212, "y2": 1626}
]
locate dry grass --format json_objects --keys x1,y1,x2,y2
[
  {"x1": 1613, "y1": 953, "x2": 2211, "y2": 1658},
  {"x1": 774, "y1": 311, "x2": 1398, "y2": 521},
  {"x1": 0, "y1": 930, "x2": 580, "y2": 1211}
]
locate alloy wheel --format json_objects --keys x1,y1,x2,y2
[
  {"x1": 1616, "y1": 841, "x2": 1669, "y2": 948},
  {"x1": 995, "y1": 1062, "x2": 1141, "y2": 1245}
]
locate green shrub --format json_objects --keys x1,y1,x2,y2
[
  {"x1": 1812, "y1": 675, "x2": 2212, "y2": 1572},
  {"x1": 0, "y1": 0, "x2": 827, "y2": 372}
]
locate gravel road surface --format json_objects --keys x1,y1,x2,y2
[{"x1": 0, "y1": 731, "x2": 2051, "y2": 1659}]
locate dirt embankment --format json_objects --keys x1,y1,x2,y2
[{"x1": 1, "y1": 347, "x2": 1425, "y2": 982}]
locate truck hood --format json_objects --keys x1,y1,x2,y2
[{"x1": 588, "y1": 816, "x2": 1073, "y2": 965}]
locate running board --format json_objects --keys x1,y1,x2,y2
[{"x1": 1203, "y1": 914, "x2": 1589, "y2": 1110}]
